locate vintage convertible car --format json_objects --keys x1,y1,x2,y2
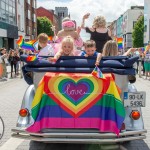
[{"x1": 11, "y1": 55, "x2": 146, "y2": 144}]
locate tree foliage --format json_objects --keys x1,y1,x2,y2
[
  {"x1": 132, "y1": 15, "x2": 144, "y2": 48},
  {"x1": 37, "y1": 17, "x2": 54, "y2": 36}
]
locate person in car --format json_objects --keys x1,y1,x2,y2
[
  {"x1": 49, "y1": 36, "x2": 74, "y2": 63},
  {"x1": 81, "y1": 40, "x2": 102, "y2": 66}
]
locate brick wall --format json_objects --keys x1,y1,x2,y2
[{"x1": 36, "y1": 7, "x2": 53, "y2": 23}]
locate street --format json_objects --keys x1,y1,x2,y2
[{"x1": 0, "y1": 75, "x2": 150, "y2": 150}]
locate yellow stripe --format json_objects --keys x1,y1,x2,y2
[
  {"x1": 106, "y1": 78, "x2": 121, "y2": 101},
  {"x1": 32, "y1": 79, "x2": 45, "y2": 108}
]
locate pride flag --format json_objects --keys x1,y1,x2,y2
[
  {"x1": 17, "y1": 36, "x2": 36, "y2": 51},
  {"x1": 27, "y1": 73, "x2": 125, "y2": 136},
  {"x1": 116, "y1": 37, "x2": 123, "y2": 49},
  {"x1": 92, "y1": 66, "x2": 105, "y2": 79},
  {"x1": 16, "y1": 36, "x2": 53, "y2": 51}
]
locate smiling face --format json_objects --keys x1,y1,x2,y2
[
  {"x1": 85, "y1": 47, "x2": 96, "y2": 56},
  {"x1": 62, "y1": 42, "x2": 73, "y2": 55}
]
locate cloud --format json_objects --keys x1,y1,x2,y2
[{"x1": 37, "y1": 0, "x2": 144, "y2": 27}]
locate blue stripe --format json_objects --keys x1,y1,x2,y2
[{"x1": 35, "y1": 105, "x2": 124, "y2": 128}]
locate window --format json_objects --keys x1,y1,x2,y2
[
  {"x1": 28, "y1": 0, "x2": 30, "y2": 4},
  {"x1": 28, "y1": 10, "x2": 31, "y2": 19},
  {"x1": 1, "y1": 1, "x2": 6, "y2": 9},
  {"x1": 144, "y1": 25, "x2": 147, "y2": 32},
  {"x1": 32, "y1": 0, "x2": 34, "y2": 7},
  {"x1": 34, "y1": 14, "x2": 36, "y2": 22},
  {"x1": 18, "y1": 15, "x2": 21, "y2": 30},
  {"x1": 5, "y1": 11, "x2": 9, "y2": 23},
  {"x1": 133, "y1": 21, "x2": 136, "y2": 28},
  {"x1": 9, "y1": 6, "x2": 13, "y2": 14},
  {"x1": 12, "y1": 7, "x2": 15, "y2": 15},
  {"x1": 9, "y1": 0, "x2": 13, "y2": 6},
  {"x1": 6, "y1": 4, "x2": 9, "y2": 11},
  {"x1": 9, "y1": 13, "x2": 14, "y2": 24},
  {"x1": 1, "y1": 9, "x2": 6, "y2": 21}
]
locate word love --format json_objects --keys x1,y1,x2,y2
[{"x1": 63, "y1": 84, "x2": 88, "y2": 96}]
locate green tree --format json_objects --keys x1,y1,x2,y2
[
  {"x1": 132, "y1": 15, "x2": 144, "y2": 48},
  {"x1": 37, "y1": 17, "x2": 54, "y2": 36}
]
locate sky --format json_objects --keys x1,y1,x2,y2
[{"x1": 37, "y1": 0, "x2": 144, "y2": 27}]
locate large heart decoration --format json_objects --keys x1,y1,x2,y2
[
  {"x1": 45, "y1": 73, "x2": 110, "y2": 117},
  {"x1": 59, "y1": 79, "x2": 94, "y2": 105}
]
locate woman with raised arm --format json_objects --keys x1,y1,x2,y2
[{"x1": 81, "y1": 13, "x2": 112, "y2": 53}]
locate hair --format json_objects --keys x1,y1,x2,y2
[
  {"x1": 62, "y1": 17, "x2": 75, "y2": 31},
  {"x1": 102, "y1": 40, "x2": 118, "y2": 56},
  {"x1": 62, "y1": 17, "x2": 70, "y2": 22},
  {"x1": 84, "y1": 40, "x2": 96, "y2": 48},
  {"x1": 61, "y1": 36, "x2": 74, "y2": 51},
  {"x1": 38, "y1": 33, "x2": 48, "y2": 44},
  {"x1": 128, "y1": 75, "x2": 136, "y2": 83},
  {"x1": 92, "y1": 16, "x2": 106, "y2": 28}
]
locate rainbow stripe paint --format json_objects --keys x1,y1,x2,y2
[
  {"x1": 16, "y1": 36, "x2": 53, "y2": 51},
  {"x1": 27, "y1": 73, "x2": 125, "y2": 135},
  {"x1": 116, "y1": 37, "x2": 123, "y2": 49},
  {"x1": 92, "y1": 66, "x2": 105, "y2": 79}
]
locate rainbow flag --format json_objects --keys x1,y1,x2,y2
[
  {"x1": 17, "y1": 36, "x2": 36, "y2": 51},
  {"x1": 26, "y1": 55, "x2": 38, "y2": 62},
  {"x1": 16, "y1": 36, "x2": 53, "y2": 51},
  {"x1": 92, "y1": 66, "x2": 105, "y2": 79},
  {"x1": 116, "y1": 37, "x2": 123, "y2": 49},
  {"x1": 0, "y1": 64, "x2": 4, "y2": 78},
  {"x1": 144, "y1": 45, "x2": 148, "y2": 51},
  {"x1": 26, "y1": 72, "x2": 125, "y2": 136}
]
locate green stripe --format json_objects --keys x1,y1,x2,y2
[
  {"x1": 32, "y1": 94, "x2": 57, "y2": 120},
  {"x1": 96, "y1": 94, "x2": 125, "y2": 117},
  {"x1": 31, "y1": 93, "x2": 125, "y2": 120}
]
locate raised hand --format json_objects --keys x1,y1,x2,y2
[{"x1": 83, "y1": 13, "x2": 90, "y2": 20}]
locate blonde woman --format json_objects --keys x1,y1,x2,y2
[
  {"x1": 102, "y1": 40, "x2": 137, "y2": 57},
  {"x1": 81, "y1": 13, "x2": 112, "y2": 53}
]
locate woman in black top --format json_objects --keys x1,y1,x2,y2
[
  {"x1": 81, "y1": 13, "x2": 112, "y2": 53},
  {"x1": 8, "y1": 50, "x2": 20, "y2": 78}
]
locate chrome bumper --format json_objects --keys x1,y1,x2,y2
[{"x1": 11, "y1": 128, "x2": 147, "y2": 144}]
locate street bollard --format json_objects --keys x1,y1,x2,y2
[{"x1": 138, "y1": 59, "x2": 142, "y2": 78}]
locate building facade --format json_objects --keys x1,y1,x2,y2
[
  {"x1": 122, "y1": 6, "x2": 144, "y2": 49},
  {"x1": 24, "y1": 0, "x2": 37, "y2": 40},
  {"x1": 144, "y1": 0, "x2": 150, "y2": 45},
  {"x1": 116, "y1": 15, "x2": 123, "y2": 38},
  {"x1": 0, "y1": 0, "x2": 18, "y2": 50},
  {"x1": 36, "y1": 7, "x2": 59, "y2": 34},
  {"x1": 108, "y1": 20, "x2": 117, "y2": 40},
  {"x1": 16, "y1": 0, "x2": 25, "y2": 48},
  {"x1": 55, "y1": 7, "x2": 68, "y2": 30}
]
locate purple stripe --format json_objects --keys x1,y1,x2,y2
[{"x1": 35, "y1": 105, "x2": 124, "y2": 129}]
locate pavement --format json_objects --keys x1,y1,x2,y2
[{"x1": 0, "y1": 64, "x2": 22, "y2": 83}]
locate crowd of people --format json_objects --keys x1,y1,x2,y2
[
  {"x1": 0, "y1": 48, "x2": 27, "y2": 81},
  {"x1": 1, "y1": 13, "x2": 150, "y2": 81}
]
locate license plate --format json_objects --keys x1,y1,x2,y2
[{"x1": 123, "y1": 92, "x2": 146, "y2": 107}]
